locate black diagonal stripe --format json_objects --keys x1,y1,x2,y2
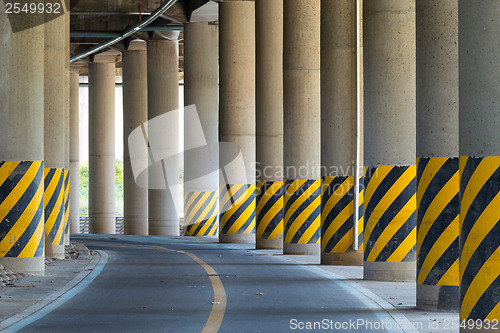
[
  {"x1": 0, "y1": 162, "x2": 34, "y2": 203},
  {"x1": 364, "y1": 166, "x2": 407, "y2": 221},
  {"x1": 422, "y1": 237, "x2": 459, "y2": 285},
  {"x1": 238, "y1": 207, "x2": 256, "y2": 235},
  {"x1": 418, "y1": 196, "x2": 459, "y2": 272},
  {"x1": 401, "y1": 246, "x2": 417, "y2": 262},
  {"x1": 257, "y1": 188, "x2": 283, "y2": 222},
  {"x1": 44, "y1": 168, "x2": 56, "y2": 191},
  {"x1": 5, "y1": 192, "x2": 44, "y2": 257},
  {"x1": 322, "y1": 188, "x2": 354, "y2": 233},
  {"x1": 365, "y1": 177, "x2": 416, "y2": 255},
  {"x1": 220, "y1": 185, "x2": 249, "y2": 213},
  {"x1": 417, "y1": 158, "x2": 459, "y2": 224},
  {"x1": 1, "y1": 165, "x2": 43, "y2": 238},
  {"x1": 192, "y1": 198, "x2": 217, "y2": 236},
  {"x1": 45, "y1": 172, "x2": 64, "y2": 222},
  {"x1": 461, "y1": 167, "x2": 500, "y2": 249},
  {"x1": 220, "y1": 193, "x2": 254, "y2": 234},
  {"x1": 467, "y1": 274, "x2": 500, "y2": 320},
  {"x1": 459, "y1": 157, "x2": 475, "y2": 206},
  {"x1": 290, "y1": 204, "x2": 321, "y2": 244},
  {"x1": 286, "y1": 184, "x2": 321, "y2": 226},
  {"x1": 461, "y1": 221, "x2": 500, "y2": 303},
  {"x1": 323, "y1": 214, "x2": 353, "y2": 253},
  {"x1": 322, "y1": 176, "x2": 348, "y2": 202},
  {"x1": 33, "y1": 211, "x2": 45, "y2": 257},
  {"x1": 260, "y1": 208, "x2": 283, "y2": 238},
  {"x1": 373, "y1": 209, "x2": 416, "y2": 262},
  {"x1": 257, "y1": 181, "x2": 280, "y2": 200},
  {"x1": 284, "y1": 180, "x2": 316, "y2": 213},
  {"x1": 188, "y1": 192, "x2": 215, "y2": 228},
  {"x1": 416, "y1": 158, "x2": 430, "y2": 182},
  {"x1": 48, "y1": 199, "x2": 64, "y2": 244},
  {"x1": 184, "y1": 192, "x2": 195, "y2": 209}
]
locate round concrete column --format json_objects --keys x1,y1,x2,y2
[
  {"x1": 283, "y1": 0, "x2": 321, "y2": 255},
  {"x1": 147, "y1": 40, "x2": 180, "y2": 236},
  {"x1": 363, "y1": 0, "x2": 416, "y2": 281},
  {"x1": 416, "y1": 0, "x2": 459, "y2": 311},
  {"x1": 123, "y1": 48, "x2": 148, "y2": 235},
  {"x1": 69, "y1": 68, "x2": 81, "y2": 235},
  {"x1": 184, "y1": 22, "x2": 219, "y2": 237},
  {"x1": 43, "y1": 13, "x2": 67, "y2": 259},
  {"x1": 0, "y1": 6, "x2": 45, "y2": 275},
  {"x1": 219, "y1": 0, "x2": 256, "y2": 244},
  {"x1": 63, "y1": 12, "x2": 70, "y2": 246},
  {"x1": 88, "y1": 62, "x2": 116, "y2": 234},
  {"x1": 320, "y1": 0, "x2": 362, "y2": 265},
  {"x1": 255, "y1": 0, "x2": 284, "y2": 250},
  {"x1": 459, "y1": 1, "x2": 500, "y2": 328}
]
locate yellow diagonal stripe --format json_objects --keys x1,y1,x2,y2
[
  {"x1": 416, "y1": 157, "x2": 447, "y2": 210},
  {"x1": 387, "y1": 227, "x2": 416, "y2": 262}
]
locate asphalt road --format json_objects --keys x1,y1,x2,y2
[{"x1": 19, "y1": 235, "x2": 401, "y2": 333}]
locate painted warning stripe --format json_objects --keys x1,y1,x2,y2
[
  {"x1": 219, "y1": 184, "x2": 255, "y2": 235},
  {"x1": 0, "y1": 161, "x2": 44, "y2": 258},
  {"x1": 363, "y1": 165, "x2": 416, "y2": 263},
  {"x1": 417, "y1": 157, "x2": 459, "y2": 287},
  {"x1": 184, "y1": 191, "x2": 218, "y2": 236},
  {"x1": 284, "y1": 179, "x2": 321, "y2": 245},
  {"x1": 44, "y1": 168, "x2": 65, "y2": 246},
  {"x1": 321, "y1": 176, "x2": 363, "y2": 253},
  {"x1": 256, "y1": 181, "x2": 284, "y2": 241},
  {"x1": 459, "y1": 156, "x2": 500, "y2": 321},
  {"x1": 63, "y1": 170, "x2": 70, "y2": 240}
]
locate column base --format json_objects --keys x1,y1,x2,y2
[
  {"x1": 0, "y1": 257, "x2": 45, "y2": 275},
  {"x1": 45, "y1": 244, "x2": 65, "y2": 260},
  {"x1": 321, "y1": 252, "x2": 363, "y2": 266},
  {"x1": 417, "y1": 284, "x2": 459, "y2": 311},
  {"x1": 256, "y1": 238, "x2": 283, "y2": 250},
  {"x1": 149, "y1": 221, "x2": 179, "y2": 236},
  {"x1": 124, "y1": 218, "x2": 149, "y2": 236},
  {"x1": 219, "y1": 233, "x2": 255, "y2": 244},
  {"x1": 89, "y1": 215, "x2": 116, "y2": 234},
  {"x1": 64, "y1": 233, "x2": 70, "y2": 246},
  {"x1": 283, "y1": 243, "x2": 320, "y2": 256},
  {"x1": 363, "y1": 261, "x2": 416, "y2": 282}
]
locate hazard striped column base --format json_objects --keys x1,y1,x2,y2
[
  {"x1": 283, "y1": 179, "x2": 321, "y2": 255},
  {"x1": 417, "y1": 157, "x2": 459, "y2": 311},
  {"x1": 460, "y1": 156, "x2": 500, "y2": 326},
  {"x1": 364, "y1": 165, "x2": 417, "y2": 282},
  {"x1": 44, "y1": 167, "x2": 65, "y2": 259},
  {"x1": 321, "y1": 176, "x2": 363, "y2": 266},
  {"x1": 184, "y1": 191, "x2": 218, "y2": 237},
  {"x1": 256, "y1": 181, "x2": 284, "y2": 249},
  {"x1": 219, "y1": 184, "x2": 255, "y2": 244},
  {"x1": 0, "y1": 161, "x2": 45, "y2": 274},
  {"x1": 63, "y1": 170, "x2": 70, "y2": 245}
]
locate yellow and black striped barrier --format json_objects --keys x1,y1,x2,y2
[
  {"x1": 321, "y1": 176, "x2": 363, "y2": 258},
  {"x1": 256, "y1": 181, "x2": 284, "y2": 243},
  {"x1": 219, "y1": 184, "x2": 255, "y2": 235},
  {"x1": 0, "y1": 161, "x2": 44, "y2": 258},
  {"x1": 417, "y1": 157, "x2": 459, "y2": 309},
  {"x1": 460, "y1": 156, "x2": 500, "y2": 322},
  {"x1": 63, "y1": 170, "x2": 70, "y2": 242},
  {"x1": 44, "y1": 167, "x2": 65, "y2": 250},
  {"x1": 364, "y1": 165, "x2": 416, "y2": 263},
  {"x1": 284, "y1": 179, "x2": 321, "y2": 245},
  {"x1": 184, "y1": 191, "x2": 218, "y2": 236}
]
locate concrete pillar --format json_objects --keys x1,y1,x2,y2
[
  {"x1": 69, "y1": 67, "x2": 81, "y2": 235},
  {"x1": 283, "y1": 0, "x2": 321, "y2": 255},
  {"x1": 255, "y1": 0, "x2": 284, "y2": 250},
  {"x1": 0, "y1": 6, "x2": 45, "y2": 274},
  {"x1": 321, "y1": 0, "x2": 362, "y2": 265},
  {"x1": 184, "y1": 22, "x2": 219, "y2": 237},
  {"x1": 123, "y1": 47, "x2": 149, "y2": 235},
  {"x1": 43, "y1": 12, "x2": 67, "y2": 259},
  {"x1": 416, "y1": 0, "x2": 459, "y2": 311},
  {"x1": 459, "y1": 1, "x2": 500, "y2": 328},
  {"x1": 363, "y1": 0, "x2": 416, "y2": 281},
  {"x1": 63, "y1": 12, "x2": 70, "y2": 246},
  {"x1": 88, "y1": 62, "x2": 116, "y2": 234},
  {"x1": 147, "y1": 40, "x2": 180, "y2": 236},
  {"x1": 218, "y1": 0, "x2": 256, "y2": 244}
]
